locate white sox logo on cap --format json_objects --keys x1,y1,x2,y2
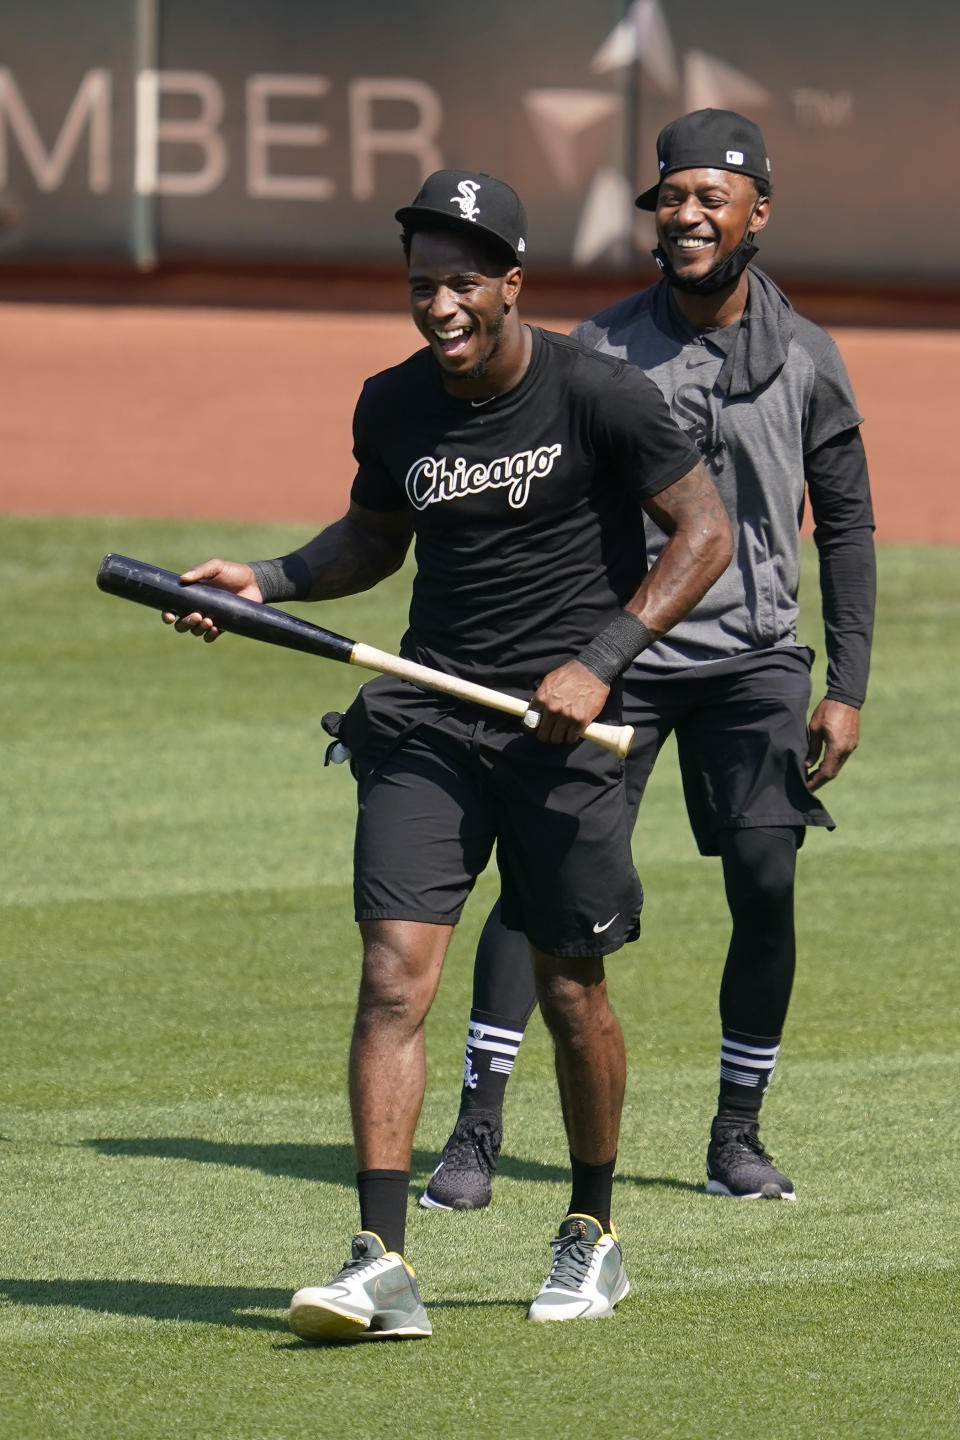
[
  {"x1": 450, "y1": 179, "x2": 481, "y2": 221},
  {"x1": 396, "y1": 169, "x2": 528, "y2": 264}
]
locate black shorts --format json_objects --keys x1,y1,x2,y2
[
  {"x1": 623, "y1": 649, "x2": 834, "y2": 856},
  {"x1": 340, "y1": 677, "x2": 643, "y2": 958}
]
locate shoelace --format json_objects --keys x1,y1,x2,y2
[
  {"x1": 715, "y1": 1125, "x2": 776, "y2": 1164},
  {"x1": 443, "y1": 1117, "x2": 500, "y2": 1174},
  {"x1": 545, "y1": 1228, "x2": 595, "y2": 1289},
  {"x1": 336, "y1": 1239, "x2": 384, "y2": 1279}
]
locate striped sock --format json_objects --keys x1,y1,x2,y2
[
  {"x1": 717, "y1": 1030, "x2": 782, "y2": 1122},
  {"x1": 458, "y1": 1009, "x2": 525, "y2": 1118}
]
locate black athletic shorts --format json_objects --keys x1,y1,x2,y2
[
  {"x1": 623, "y1": 648, "x2": 834, "y2": 856},
  {"x1": 339, "y1": 676, "x2": 643, "y2": 958}
]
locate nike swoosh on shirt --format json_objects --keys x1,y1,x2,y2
[{"x1": 592, "y1": 914, "x2": 619, "y2": 934}]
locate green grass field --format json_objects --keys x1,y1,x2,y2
[{"x1": 2, "y1": 516, "x2": 957, "y2": 1439}]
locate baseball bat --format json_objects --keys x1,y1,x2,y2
[{"x1": 96, "y1": 554, "x2": 634, "y2": 758}]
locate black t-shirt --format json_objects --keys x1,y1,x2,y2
[{"x1": 350, "y1": 325, "x2": 699, "y2": 691}]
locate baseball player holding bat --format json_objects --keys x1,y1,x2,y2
[
  {"x1": 423, "y1": 111, "x2": 877, "y2": 1213},
  {"x1": 163, "y1": 168, "x2": 733, "y2": 1337},
  {"x1": 96, "y1": 556, "x2": 636, "y2": 755}
]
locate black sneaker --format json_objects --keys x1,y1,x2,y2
[
  {"x1": 418, "y1": 1112, "x2": 502, "y2": 1210},
  {"x1": 706, "y1": 1118, "x2": 796, "y2": 1200}
]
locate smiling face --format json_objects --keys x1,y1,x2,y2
[
  {"x1": 407, "y1": 228, "x2": 525, "y2": 396},
  {"x1": 655, "y1": 168, "x2": 769, "y2": 287}
]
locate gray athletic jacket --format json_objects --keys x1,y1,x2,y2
[{"x1": 572, "y1": 268, "x2": 875, "y2": 706}]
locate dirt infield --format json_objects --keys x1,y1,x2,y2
[{"x1": 1, "y1": 301, "x2": 957, "y2": 543}]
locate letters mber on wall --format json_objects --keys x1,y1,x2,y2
[{"x1": 0, "y1": 68, "x2": 444, "y2": 199}]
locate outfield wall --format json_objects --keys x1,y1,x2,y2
[{"x1": 0, "y1": 0, "x2": 957, "y2": 281}]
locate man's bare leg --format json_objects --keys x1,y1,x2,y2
[
  {"x1": 526, "y1": 947, "x2": 630, "y2": 1322},
  {"x1": 350, "y1": 917, "x2": 452, "y2": 1170},
  {"x1": 531, "y1": 948, "x2": 626, "y2": 1171},
  {"x1": 288, "y1": 918, "x2": 450, "y2": 1342}
]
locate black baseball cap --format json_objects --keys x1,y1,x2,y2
[
  {"x1": 395, "y1": 169, "x2": 528, "y2": 264},
  {"x1": 635, "y1": 109, "x2": 771, "y2": 211}
]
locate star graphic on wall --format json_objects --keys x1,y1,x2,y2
[{"x1": 523, "y1": 0, "x2": 772, "y2": 265}]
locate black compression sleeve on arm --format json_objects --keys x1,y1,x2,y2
[
  {"x1": 248, "y1": 554, "x2": 314, "y2": 603},
  {"x1": 576, "y1": 611, "x2": 654, "y2": 685},
  {"x1": 806, "y1": 427, "x2": 876, "y2": 707}
]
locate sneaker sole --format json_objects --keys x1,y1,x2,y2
[
  {"x1": 528, "y1": 1272, "x2": 630, "y2": 1322},
  {"x1": 706, "y1": 1179, "x2": 797, "y2": 1200},
  {"x1": 417, "y1": 1190, "x2": 487, "y2": 1211},
  {"x1": 289, "y1": 1298, "x2": 432, "y2": 1342},
  {"x1": 418, "y1": 1191, "x2": 452, "y2": 1211},
  {"x1": 289, "y1": 1298, "x2": 370, "y2": 1342}
]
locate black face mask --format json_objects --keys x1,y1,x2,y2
[
  {"x1": 653, "y1": 195, "x2": 762, "y2": 295},
  {"x1": 652, "y1": 236, "x2": 758, "y2": 295}
]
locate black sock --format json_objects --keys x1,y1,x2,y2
[
  {"x1": 568, "y1": 1152, "x2": 616, "y2": 1232},
  {"x1": 458, "y1": 902, "x2": 538, "y2": 1120},
  {"x1": 458, "y1": 1008, "x2": 526, "y2": 1118},
  {"x1": 717, "y1": 1029, "x2": 782, "y2": 1124},
  {"x1": 356, "y1": 1170, "x2": 409, "y2": 1255}
]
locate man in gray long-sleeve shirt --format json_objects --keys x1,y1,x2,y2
[{"x1": 422, "y1": 108, "x2": 876, "y2": 1213}]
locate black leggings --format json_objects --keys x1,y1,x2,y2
[
  {"x1": 718, "y1": 825, "x2": 799, "y2": 1037},
  {"x1": 470, "y1": 825, "x2": 801, "y2": 1038},
  {"x1": 472, "y1": 897, "x2": 538, "y2": 1023}
]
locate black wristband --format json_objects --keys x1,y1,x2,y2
[
  {"x1": 575, "y1": 612, "x2": 654, "y2": 685},
  {"x1": 248, "y1": 554, "x2": 313, "y2": 603}
]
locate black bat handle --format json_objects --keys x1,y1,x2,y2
[{"x1": 96, "y1": 553, "x2": 356, "y2": 663}]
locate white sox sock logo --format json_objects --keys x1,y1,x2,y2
[
  {"x1": 405, "y1": 443, "x2": 562, "y2": 511},
  {"x1": 450, "y1": 179, "x2": 481, "y2": 221}
]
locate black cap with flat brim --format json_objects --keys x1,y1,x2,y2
[
  {"x1": 635, "y1": 108, "x2": 771, "y2": 211},
  {"x1": 396, "y1": 169, "x2": 528, "y2": 264}
]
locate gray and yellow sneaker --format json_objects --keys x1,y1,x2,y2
[
  {"x1": 527, "y1": 1214, "x2": 630, "y2": 1322},
  {"x1": 706, "y1": 1118, "x2": 797, "y2": 1200},
  {"x1": 419, "y1": 1112, "x2": 503, "y2": 1211},
  {"x1": 289, "y1": 1231, "x2": 432, "y2": 1342}
]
